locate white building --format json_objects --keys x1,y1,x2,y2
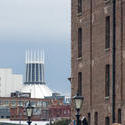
[{"x1": 0, "y1": 68, "x2": 23, "y2": 97}]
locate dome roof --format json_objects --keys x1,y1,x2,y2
[{"x1": 21, "y1": 84, "x2": 53, "y2": 98}]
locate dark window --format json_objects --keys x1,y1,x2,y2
[
  {"x1": 78, "y1": 0, "x2": 82, "y2": 13},
  {"x1": 118, "y1": 109, "x2": 121, "y2": 123},
  {"x1": 94, "y1": 112, "x2": 98, "y2": 125},
  {"x1": 6, "y1": 116, "x2": 10, "y2": 118},
  {"x1": 105, "y1": 64, "x2": 110, "y2": 97},
  {"x1": 88, "y1": 113, "x2": 91, "y2": 125},
  {"x1": 78, "y1": 28, "x2": 82, "y2": 57},
  {"x1": 105, "y1": 16, "x2": 110, "y2": 49},
  {"x1": 78, "y1": 72, "x2": 82, "y2": 96},
  {"x1": 105, "y1": 117, "x2": 110, "y2": 125},
  {"x1": 1, "y1": 116, "x2": 4, "y2": 118}
]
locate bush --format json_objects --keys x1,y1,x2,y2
[{"x1": 52, "y1": 119, "x2": 71, "y2": 125}]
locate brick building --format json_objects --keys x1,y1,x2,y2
[
  {"x1": 49, "y1": 104, "x2": 71, "y2": 120},
  {"x1": 0, "y1": 97, "x2": 71, "y2": 121},
  {"x1": 71, "y1": 0, "x2": 125, "y2": 125},
  {"x1": 0, "y1": 97, "x2": 51, "y2": 121}
]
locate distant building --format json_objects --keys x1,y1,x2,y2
[
  {"x1": 45, "y1": 93, "x2": 64, "y2": 101},
  {"x1": 63, "y1": 96, "x2": 71, "y2": 104},
  {"x1": 0, "y1": 68, "x2": 23, "y2": 97},
  {"x1": 0, "y1": 96, "x2": 70, "y2": 121},
  {"x1": 22, "y1": 50, "x2": 53, "y2": 98},
  {"x1": 0, "y1": 106, "x2": 10, "y2": 119},
  {"x1": 49, "y1": 104, "x2": 71, "y2": 121},
  {"x1": 45, "y1": 93, "x2": 71, "y2": 104},
  {"x1": 24, "y1": 50, "x2": 45, "y2": 85},
  {"x1": 0, "y1": 97, "x2": 51, "y2": 121}
]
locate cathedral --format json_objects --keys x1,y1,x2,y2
[{"x1": 22, "y1": 49, "x2": 53, "y2": 98}]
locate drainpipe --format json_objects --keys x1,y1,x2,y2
[{"x1": 112, "y1": 0, "x2": 116, "y2": 123}]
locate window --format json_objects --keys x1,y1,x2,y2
[
  {"x1": 105, "y1": 16, "x2": 110, "y2": 49},
  {"x1": 78, "y1": 72, "x2": 82, "y2": 96},
  {"x1": 118, "y1": 109, "x2": 121, "y2": 123},
  {"x1": 94, "y1": 112, "x2": 98, "y2": 125},
  {"x1": 78, "y1": 0, "x2": 82, "y2": 13},
  {"x1": 105, "y1": 117, "x2": 110, "y2": 125},
  {"x1": 105, "y1": 64, "x2": 110, "y2": 97},
  {"x1": 88, "y1": 113, "x2": 91, "y2": 125},
  {"x1": 11, "y1": 100, "x2": 16, "y2": 106},
  {"x1": 78, "y1": 28, "x2": 82, "y2": 57},
  {"x1": 6, "y1": 116, "x2": 10, "y2": 118},
  {"x1": 1, "y1": 116, "x2": 4, "y2": 119}
]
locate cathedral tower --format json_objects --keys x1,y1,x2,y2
[
  {"x1": 24, "y1": 49, "x2": 45, "y2": 84},
  {"x1": 22, "y1": 49, "x2": 52, "y2": 98}
]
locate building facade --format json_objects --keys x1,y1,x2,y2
[
  {"x1": 0, "y1": 69, "x2": 23, "y2": 97},
  {"x1": 22, "y1": 50, "x2": 53, "y2": 98},
  {"x1": 71, "y1": 0, "x2": 125, "y2": 125},
  {"x1": 0, "y1": 97, "x2": 71, "y2": 121}
]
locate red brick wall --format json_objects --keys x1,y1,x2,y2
[
  {"x1": 49, "y1": 105, "x2": 71, "y2": 119},
  {"x1": 71, "y1": 0, "x2": 125, "y2": 124}
]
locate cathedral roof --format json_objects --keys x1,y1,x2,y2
[{"x1": 21, "y1": 84, "x2": 53, "y2": 98}]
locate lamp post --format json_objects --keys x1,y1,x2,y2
[
  {"x1": 26, "y1": 101, "x2": 34, "y2": 125},
  {"x1": 73, "y1": 93, "x2": 84, "y2": 125}
]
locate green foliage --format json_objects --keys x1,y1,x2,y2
[{"x1": 52, "y1": 119, "x2": 71, "y2": 125}]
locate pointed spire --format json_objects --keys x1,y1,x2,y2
[
  {"x1": 25, "y1": 50, "x2": 27, "y2": 64},
  {"x1": 26, "y1": 49, "x2": 45, "y2": 63},
  {"x1": 40, "y1": 50, "x2": 43, "y2": 63},
  {"x1": 43, "y1": 50, "x2": 45, "y2": 64},
  {"x1": 30, "y1": 49, "x2": 33, "y2": 63},
  {"x1": 27, "y1": 49, "x2": 29, "y2": 63},
  {"x1": 33, "y1": 50, "x2": 36, "y2": 63},
  {"x1": 37, "y1": 49, "x2": 40, "y2": 62}
]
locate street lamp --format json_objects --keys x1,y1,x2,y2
[
  {"x1": 73, "y1": 93, "x2": 84, "y2": 125},
  {"x1": 26, "y1": 101, "x2": 34, "y2": 125}
]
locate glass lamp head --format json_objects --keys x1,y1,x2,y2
[
  {"x1": 26, "y1": 101, "x2": 34, "y2": 118},
  {"x1": 73, "y1": 93, "x2": 84, "y2": 110}
]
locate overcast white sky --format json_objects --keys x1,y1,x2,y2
[
  {"x1": 0, "y1": 0, "x2": 71, "y2": 43},
  {"x1": 0, "y1": 0, "x2": 71, "y2": 95}
]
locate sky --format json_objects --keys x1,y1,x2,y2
[{"x1": 0, "y1": 0, "x2": 71, "y2": 96}]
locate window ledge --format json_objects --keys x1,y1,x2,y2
[
  {"x1": 105, "y1": 96, "x2": 110, "y2": 100},
  {"x1": 105, "y1": 48, "x2": 110, "y2": 52},
  {"x1": 77, "y1": 57, "x2": 82, "y2": 61},
  {"x1": 104, "y1": 0, "x2": 111, "y2": 4},
  {"x1": 77, "y1": 12, "x2": 82, "y2": 17}
]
